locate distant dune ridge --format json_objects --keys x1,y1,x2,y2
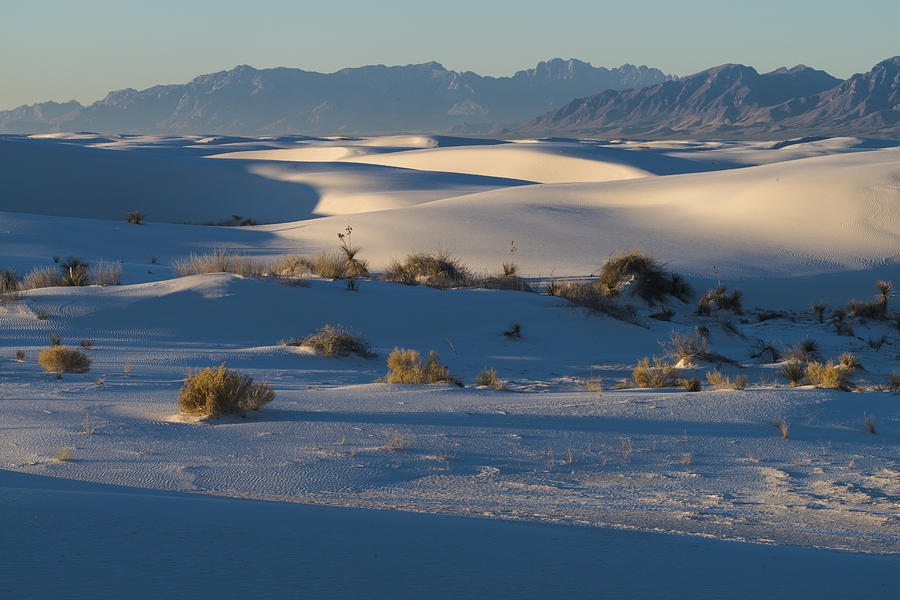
[{"x1": 0, "y1": 60, "x2": 671, "y2": 135}]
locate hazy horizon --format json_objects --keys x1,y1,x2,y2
[{"x1": 2, "y1": 0, "x2": 898, "y2": 110}]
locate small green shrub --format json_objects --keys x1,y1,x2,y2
[
  {"x1": 632, "y1": 357, "x2": 681, "y2": 388},
  {"x1": 178, "y1": 363, "x2": 275, "y2": 416},
  {"x1": 805, "y1": 361, "x2": 852, "y2": 391},
  {"x1": 38, "y1": 346, "x2": 91, "y2": 375},
  {"x1": 383, "y1": 348, "x2": 462, "y2": 386},
  {"x1": 382, "y1": 252, "x2": 472, "y2": 289},
  {"x1": 778, "y1": 361, "x2": 805, "y2": 386},
  {"x1": 285, "y1": 324, "x2": 375, "y2": 358}
]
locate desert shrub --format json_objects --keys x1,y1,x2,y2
[
  {"x1": 632, "y1": 357, "x2": 681, "y2": 388},
  {"x1": 868, "y1": 336, "x2": 888, "y2": 351},
  {"x1": 38, "y1": 346, "x2": 91, "y2": 375},
  {"x1": 177, "y1": 363, "x2": 275, "y2": 416},
  {"x1": 681, "y1": 377, "x2": 702, "y2": 392},
  {"x1": 90, "y1": 260, "x2": 122, "y2": 285},
  {"x1": 698, "y1": 286, "x2": 743, "y2": 315},
  {"x1": 172, "y1": 249, "x2": 269, "y2": 277},
  {"x1": 383, "y1": 251, "x2": 472, "y2": 289},
  {"x1": 838, "y1": 352, "x2": 861, "y2": 372},
  {"x1": 308, "y1": 251, "x2": 350, "y2": 279},
  {"x1": 475, "y1": 368, "x2": 503, "y2": 390},
  {"x1": 848, "y1": 299, "x2": 882, "y2": 319},
  {"x1": 337, "y1": 226, "x2": 369, "y2": 278},
  {"x1": 59, "y1": 256, "x2": 90, "y2": 286},
  {"x1": 277, "y1": 255, "x2": 313, "y2": 278},
  {"x1": 663, "y1": 328, "x2": 710, "y2": 366},
  {"x1": 597, "y1": 249, "x2": 690, "y2": 303},
  {"x1": 546, "y1": 278, "x2": 637, "y2": 322},
  {"x1": 36, "y1": 309, "x2": 50, "y2": 320},
  {"x1": 24, "y1": 266, "x2": 63, "y2": 289},
  {"x1": 805, "y1": 361, "x2": 852, "y2": 391},
  {"x1": 750, "y1": 340, "x2": 782, "y2": 363},
  {"x1": 810, "y1": 302, "x2": 827, "y2": 323},
  {"x1": 706, "y1": 370, "x2": 748, "y2": 390},
  {"x1": 784, "y1": 337, "x2": 820, "y2": 362},
  {"x1": 778, "y1": 362, "x2": 805, "y2": 386},
  {"x1": 875, "y1": 280, "x2": 894, "y2": 314},
  {"x1": 889, "y1": 371, "x2": 900, "y2": 394},
  {"x1": 0, "y1": 268, "x2": 21, "y2": 304},
  {"x1": 80, "y1": 339, "x2": 94, "y2": 349},
  {"x1": 478, "y1": 262, "x2": 534, "y2": 292},
  {"x1": 383, "y1": 348, "x2": 462, "y2": 386},
  {"x1": 50, "y1": 334, "x2": 61, "y2": 346},
  {"x1": 16, "y1": 350, "x2": 24, "y2": 362},
  {"x1": 285, "y1": 324, "x2": 375, "y2": 358},
  {"x1": 503, "y1": 323, "x2": 522, "y2": 339},
  {"x1": 126, "y1": 210, "x2": 145, "y2": 225}
]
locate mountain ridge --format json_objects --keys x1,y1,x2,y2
[{"x1": 0, "y1": 60, "x2": 672, "y2": 135}]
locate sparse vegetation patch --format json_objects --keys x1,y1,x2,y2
[
  {"x1": 284, "y1": 324, "x2": 375, "y2": 358},
  {"x1": 178, "y1": 363, "x2": 275, "y2": 417},
  {"x1": 382, "y1": 348, "x2": 462, "y2": 386}
]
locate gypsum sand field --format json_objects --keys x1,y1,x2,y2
[{"x1": 1, "y1": 133, "x2": 899, "y2": 595}]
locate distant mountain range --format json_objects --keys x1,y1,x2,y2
[
  {"x1": 516, "y1": 57, "x2": 900, "y2": 138},
  {"x1": 0, "y1": 60, "x2": 671, "y2": 135}
]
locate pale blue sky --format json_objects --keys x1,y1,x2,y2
[{"x1": 2, "y1": 0, "x2": 897, "y2": 110}]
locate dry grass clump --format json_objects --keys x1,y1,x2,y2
[
  {"x1": 750, "y1": 339, "x2": 782, "y2": 363},
  {"x1": 478, "y1": 263, "x2": 534, "y2": 292},
  {"x1": 632, "y1": 357, "x2": 681, "y2": 388},
  {"x1": 804, "y1": 361, "x2": 853, "y2": 391},
  {"x1": 784, "y1": 337, "x2": 821, "y2": 362},
  {"x1": 16, "y1": 350, "x2": 25, "y2": 362},
  {"x1": 0, "y1": 267, "x2": 22, "y2": 303},
  {"x1": 890, "y1": 371, "x2": 900, "y2": 394},
  {"x1": 697, "y1": 286, "x2": 743, "y2": 315},
  {"x1": 38, "y1": 346, "x2": 91, "y2": 375},
  {"x1": 847, "y1": 298, "x2": 882, "y2": 319},
  {"x1": 838, "y1": 352, "x2": 861, "y2": 372},
  {"x1": 23, "y1": 266, "x2": 63, "y2": 289},
  {"x1": 126, "y1": 210, "x2": 145, "y2": 224},
  {"x1": 307, "y1": 251, "x2": 350, "y2": 279},
  {"x1": 285, "y1": 324, "x2": 375, "y2": 358},
  {"x1": 381, "y1": 430, "x2": 410, "y2": 452},
  {"x1": 277, "y1": 255, "x2": 313, "y2": 278},
  {"x1": 681, "y1": 377, "x2": 702, "y2": 392},
  {"x1": 382, "y1": 348, "x2": 462, "y2": 386},
  {"x1": 864, "y1": 414, "x2": 876, "y2": 434},
  {"x1": 172, "y1": 249, "x2": 269, "y2": 277},
  {"x1": 545, "y1": 278, "x2": 637, "y2": 321},
  {"x1": 177, "y1": 363, "x2": 275, "y2": 416},
  {"x1": 778, "y1": 361, "x2": 805, "y2": 386},
  {"x1": 55, "y1": 445, "x2": 74, "y2": 462},
  {"x1": 382, "y1": 251, "x2": 472, "y2": 289},
  {"x1": 705, "y1": 370, "x2": 748, "y2": 390},
  {"x1": 476, "y1": 368, "x2": 503, "y2": 390},
  {"x1": 597, "y1": 249, "x2": 691, "y2": 303},
  {"x1": 59, "y1": 256, "x2": 90, "y2": 286},
  {"x1": 90, "y1": 260, "x2": 122, "y2": 285}
]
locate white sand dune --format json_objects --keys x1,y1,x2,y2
[{"x1": 2, "y1": 133, "x2": 899, "y2": 596}]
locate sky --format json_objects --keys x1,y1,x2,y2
[{"x1": 2, "y1": 0, "x2": 898, "y2": 110}]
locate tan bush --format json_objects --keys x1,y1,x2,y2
[
  {"x1": 172, "y1": 249, "x2": 269, "y2": 277},
  {"x1": 24, "y1": 266, "x2": 63, "y2": 289},
  {"x1": 705, "y1": 370, "x2": 748, "y2": 390},
  {"x1": 308, "y1": 251, "x2": 349, "y2": 279},
  {"x1": 383, "y1": 348, "x2": 462, "y2": 386},
  {"x1": 805, "y1": 361, "x2": 852, "y2": 391},
  {"x1": 382, "y1": 252, "x2": 472, "y2": 289},
  {"x1": 38, "y1": 346, "x2": 91, "y2": 374},
  {"x1": 285, "y1": 324, "x2": 375, "y2": 358},
  {"x1": 90, "y1": 260, "x2": 122, "y2": 285},
  {"x1": 475, "y1": 368, "x2": 503, "y2": 390},
  {"x1": 632, "y1": 358, "x2": 680, "y2": 388},
  {"x1": 178, "y1": 363, "x2": 275, "y2": 416},
  {"x1": 778, "y1": 361, "x2": 805, "y2": 386}
]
